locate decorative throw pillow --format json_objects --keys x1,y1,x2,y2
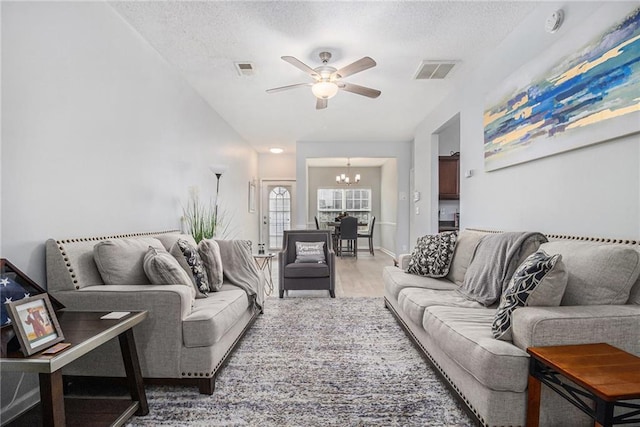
[
  {"x1": 295, "y1": 241, "x2": 326, "y2": 263},
  {"x1": 143, "y1": 246, "x2": 196, "y2": 298},
  {"x1": 170, "y1": 238, "x2": 210, "y2": 299},
  {"x1": 492, "y1": 250, "x2": 568, "y2": 341},
  {"x1": 93, "y1": 237, "x2": 165, "y2": 285},
  {"x1": 406, "y1": 231, "x2": 458, "y2": 278},
  {"x1": 198, "y1": 239, "x2": 224, "y2": 292}
]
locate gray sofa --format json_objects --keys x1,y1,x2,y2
[
  {"x1": 383, "y1": 229, "x2": 640, "y2": 427},
  {"x1": 45, "y1": 230, "x2": 262, "y2": 394}
]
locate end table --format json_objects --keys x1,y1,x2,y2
[
  {"x1": 252, "y1": 253, "x2": 275, "y2": 296},
  {"x1": 2, "y1": 310, "x2": 148, "y2": 426},
  {"x1": 527, "y1": 343, "x2": 640, "y2": 427}
]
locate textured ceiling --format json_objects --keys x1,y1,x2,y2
[{"x1": 110, "y1": 1, "x2": 537, "y2": 154}]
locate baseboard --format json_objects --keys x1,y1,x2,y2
[
  {"x1": 377, "y1": 247, "x2": 396, "y2": 259},
  {"x1": 0, "y1": 385, "x2": 39, "y2": 426}
]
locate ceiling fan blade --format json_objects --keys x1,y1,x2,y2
[
  {"x1": 281, "y1": 56, "x2": 319, "y2": 79},
  {"x1": 339, "y1": 82, "x2": 381, "y2": 98},
  {"x1": 333, "y1": 57, "x2": 376, "y2": 79},
  {"x1": 316, "y1": 98, "x2": 328, "y2": 110},
  {"x1": 266, "y1": 83, "x2": 312, "y2": 94}
]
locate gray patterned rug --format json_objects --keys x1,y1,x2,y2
[{"x1": 127, "y1": 297, "x2": 474, "y2": 426}]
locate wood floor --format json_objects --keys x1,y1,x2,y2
[{"x1": 268, "y1": 249, "x2": 395, "y2": 298}]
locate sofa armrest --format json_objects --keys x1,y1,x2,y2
[
  {"x1": 398, "y1": 253, "x2": 412, "y2": 270},
  {"x1": 512, "y1": 305, "x2": 640, "y2": 356},
  {"x1": 50, "y1": 284, "x2": 194, "y2": 377}
]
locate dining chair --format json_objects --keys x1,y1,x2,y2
[
  {"x1": 357, "y1": 216, "x2": 376, "y2": 255},
  {"x1": 314, "y1": 216, "x2": 320, "y2": 230},
  {"x1": 336, "y1": 216, "x2": 358, "y2": 258}
]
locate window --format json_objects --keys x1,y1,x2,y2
[{"x1": 317, "y1": 188, "x2": 371, "y2": 225}]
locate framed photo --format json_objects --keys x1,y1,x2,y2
[
  {"x1": 1, "y1": 258, "x2": 64, "y2": 330},
  {"x1": 248, "y1": 180, "x2": 256, "y2": 213},
  {"x1": 6, "y1": 294, "x2": 65, "y2": 356}
]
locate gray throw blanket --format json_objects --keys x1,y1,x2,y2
[
  {"x1": 457, "y1": 232, "x2": 547, "y2": 306},
  {"x1": 215, "y1": 240, "x2": 264, "y2": 312}
]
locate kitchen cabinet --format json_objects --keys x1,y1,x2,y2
[{"x1": 439, "y1": 155, "x2": 459, "y2": 200}]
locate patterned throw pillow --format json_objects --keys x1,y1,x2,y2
[
  {"x1": 170, "y1": 238, "x2": 210, "y2": 298},
  {"x1": 295, "y1": 241, "x2": 326, "y2": 263},
  {"x1": 492, "y1": 250, "x2": 568, "y2": 341},
  {"x1": 143, "y1": 246, "x2": 196, "y2": 298},
  {"x1": 406, "y1": 231, "x2": 458, "y2": 278}
]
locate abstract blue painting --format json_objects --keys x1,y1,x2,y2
[{"x1": 484, "y1": 6, "x2": 640, "y2": 171}]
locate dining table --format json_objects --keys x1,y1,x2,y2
[{"x1": 326, "y1": 221, "x2": 368, "y2": 228}]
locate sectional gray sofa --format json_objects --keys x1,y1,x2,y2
[
  {"x1": 383, "y1": 229, "x2": 640, "y2": 427},
  {"x1": 45, "y1": 230, "x2": 263, "y2": 394}
]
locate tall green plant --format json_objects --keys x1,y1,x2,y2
[{"x1": 182, "y1": 195, "x2": 217, "y2": 243}]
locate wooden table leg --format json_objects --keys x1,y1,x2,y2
[
  {"x1": 119, "y1": 329, "x2": 149, "y2": 415},
  {"x1": 39, "y1": 371, "x2": 65, "y2": 427},
  {"x1": 526, "y1": 374, "x2": 541, "y2": 427}
]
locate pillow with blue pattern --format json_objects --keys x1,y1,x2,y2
[{"x1": 492, "y1": 249, "x2": 568, "y2": 341}]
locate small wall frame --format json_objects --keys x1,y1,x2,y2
[
  {"x1": 249, "y1": 180, "x2": 256, "y2": 213},
  {"x1": 6, "y1": 294, "x2": 65, "y2": 356}
]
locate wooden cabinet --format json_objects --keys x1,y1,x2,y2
[{"x1": 439, "y1": 156, "x2": 459, "y2": 200}]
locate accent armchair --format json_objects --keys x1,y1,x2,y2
[{"x1": 278, "y1": 230, "x2": 335, "y2": 298}]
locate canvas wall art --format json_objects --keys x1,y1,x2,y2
[{"x1": 484, "y1": 6, "x2": 640, "y2": 171}]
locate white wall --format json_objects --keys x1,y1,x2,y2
[
  {"x1": 296, "y1": 141, "x2": 411, "y2": 257},
  {"x1": 1, "y1": 2, "x2": 258, "y2": 420},
  {"x1": 258, "y1": 153, "x2": 296, "y2": 179},
  {"x1": 413, "y1": 2, "x2": 640, "y2": 242}
]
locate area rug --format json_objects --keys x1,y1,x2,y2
[{"x1": 126, "y1": 298, "x2": 474, "y2": 426}]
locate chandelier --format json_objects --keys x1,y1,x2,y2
[{"x1": 336, "y1": 158, "x2": 360, "y2": 185}]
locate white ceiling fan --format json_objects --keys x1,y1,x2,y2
[{"x1": 266, "y1": 51, "x2": 381, "y2": 110}]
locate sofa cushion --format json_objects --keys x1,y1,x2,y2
[
  {"x1": 171, "y1": 238, "x2": 210, "y2": 299},
  {"x1": 198, "y1": 239, "x2": 224, "y2": 291},
  {"x1": 154, "y1": 232, "x2": 188, "y2": 251},
  {"x1": 423, "y1": 306, "x2": 530, "y2": 392},
  {"x1": 295, "y1": 241, "x2": 326, "y2": 263},
  {"x1": 284, "y1": 262, "x2": 329, "y2": 278},
  {"x1": 540, "y1": 241, "x2": 640, "y2": 306},
  {"x1": 406, "y1": 231, "x2": 457, "y2": 278},
  {"x1": 183, "y1": 285, "x2": 249, "y2": 347},
  {"x1": 93, "y1": 237, "x2": 165, "y2": 286},
  {"x1": 383, "y1": 266, "x2": 458, "y2": 301},
  {"x1": 143, "y1": 246, "x2": 196, "y2": 298},
  {"x1": 492, "y1": 250, "x2": 568, "y2": 341},
  {"x1": 445, "y1": 229, "x2": 489, "y2": 286},
  {"x1": 398, "y1": 288, "x2": 486, "y2": 326}
]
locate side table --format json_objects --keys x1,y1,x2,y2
[
  {"x1": 253, "y1": 253, "x2": 275, "y2": 296},
  {"x1": 2, "y1": 310, "x2": 148, "y2": 426},
  {"x1": 527, "y1": 343, "x2": 640, "y2": 427}
]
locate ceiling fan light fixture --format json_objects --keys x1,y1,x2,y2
[{"x1": 312, "y1": 81, "x2": 339, "y2": 99}]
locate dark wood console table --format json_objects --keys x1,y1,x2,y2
[
  {"x1": 1, "y1": 310, "x2": 148, "y2": 426},
  {"x1": 527, "y1": 343, "x2": 640, "y2": 427}
]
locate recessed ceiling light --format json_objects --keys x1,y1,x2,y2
[{"x1": 270, "y1": 148, "x2": 284, "y2": 154}]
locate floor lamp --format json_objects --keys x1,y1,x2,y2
[{"x1": 209, "y1": 164, "x2": 228, "y2": 234}]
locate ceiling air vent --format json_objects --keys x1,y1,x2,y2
[
  {"x1": 414, "y1": 61, "x2": 457, "y2": 80},
  {"x1": 234, "y1": 62, "x2": 256, "y2": 77}
]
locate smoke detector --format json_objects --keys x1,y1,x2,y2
[{"x1": 545, "y1": 10, "x2": 564, "y2": 34}]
